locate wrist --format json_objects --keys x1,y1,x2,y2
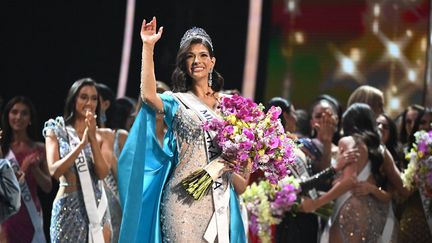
[
  {"x1": 312, "y1": 198, "x2": 320, "y2": 210},
  {"x1": 88, "y1": 134, "x2": 97, "y2": 143},
  {"x1": 142, "y1": 44, "x2": 155, "y2": 53}
]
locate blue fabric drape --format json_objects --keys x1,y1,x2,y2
[{"x1": 118, "y1": 93, "x2": 246, "y2": 243}]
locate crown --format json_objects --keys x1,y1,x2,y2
[{"x1": 179, "y1": 27, "x2": 213, "y2": 51}]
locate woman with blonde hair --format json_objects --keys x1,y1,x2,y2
[{"x1": 347, "y1": 85, "x2": 384, "y2": 118}]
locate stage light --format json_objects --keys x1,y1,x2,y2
[
  {"x1": 387, "y1": 42, "x2": 401, "y2": 58},
  {"x1": 373, "y1": 21, "x2": 379, "y2": 34},
  {"x1": 373, "y1": 4, "x2": 380, "y2": 17},
  {"x1": 286, "y1": 0, "x2": 298, "y2": 13},
  {"x1": 408, "y1": 69, "x2": 417, "y2": 82},
  {"x1": 421, "y1": 36, "x2": 427, "y2": 52},
  {"x1": 288, "y1": 1, "x2": 295, "y2": 11},
  {"x1": 406, "y1": 29, "x2": 413, "y2": 37},
  {"x1": 294, "y1": 32, "x2": 304, "y2": 44},
  {"x1": 341, "y1": 57, "x2": 355, "y2": 74},
  {"x1": 389, "y1": 97, "x2": 401, "y2": 111},
  {"x1": 350, "y1": 48, "x2": 361, "y2": 62}
]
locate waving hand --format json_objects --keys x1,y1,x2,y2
[{"x1": 141, "y1": 17, "x2": 164, "y2": 45}]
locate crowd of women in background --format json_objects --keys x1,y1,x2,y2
[{"x1": 0, "y1": 17, "x2": 432, "y2": 243}]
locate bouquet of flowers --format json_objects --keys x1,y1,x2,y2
[
  {"x1": 241, "y1": 176, "x2": 301, "y2": 243},
  {"x1": 401, "y1": 129, "x2": 432, "y2": 213},
  {"x1": 181, "y1": 95, "x2": 297, "y2": 200}
]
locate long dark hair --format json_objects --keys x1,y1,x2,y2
[
  {"x1": 96, "y1": 82, "x2": 116, "y2": 128},
  {"x1": 63, "y1": 77, "x2": 101, "y2": 126},
  {"x1": 112, "y1": 96, "x2": 136, "y2": 130},
  {"x1": 380, "y1": 113, "x2": 403, "y2": 169},
  {"x1": 342, "y1": 103, "x2": 385, "y2": 188},
  {"x1": 400, "y1": 104, "x2": 425, "y2": 146},
  {"x1": 1, "y1": 96, "x2": 38, "y2": 155},
  {"x1": 171, "y1": 37, "x2": 224, "y2": 92}
]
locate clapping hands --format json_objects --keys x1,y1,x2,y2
[
  {"x1": 84, "y1": 110, "x2": 97, "y2": 143},
  {"x1": 21, "y1": 150, "x2": 42, "y2": 172}
]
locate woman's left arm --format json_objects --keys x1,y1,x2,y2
[
  {"x1": 231, "y1": 172, "x2": 250, "y2": 195},
  {"x1": 382, "y1": 148, "x2": 412, "y2": 198}
]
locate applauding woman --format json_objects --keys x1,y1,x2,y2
[
  {"x1": 1, "y1": 96, "x2": 52, "y2": 243},
  {"x1": 43, "y1": 78, "x2": 111, "y2": 242}
]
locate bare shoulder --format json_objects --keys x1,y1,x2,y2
[
  {"x1": 98, "y1": 128, "x2": 115, "y2": 139},
  {"x1": 117, "y1": 129, "x2": 129, "y2": 137},
  {"x1": 117, "y1": 129, "x2": 129, "y2": 143}
]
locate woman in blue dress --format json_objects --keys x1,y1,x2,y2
[
  {"x1": 118, "y1": 17, "x2": 248, "y2": 243},
  {"x1": 43, "y1": 78, "x2": 112, "y2": 242}
]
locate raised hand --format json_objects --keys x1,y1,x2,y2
[
  {"x1": 85, "y1": 110, "x2": 97, "y2": 142},
  {"x1": 299, "y1": 197, "x2": 317, "y2": 213},
  {"x1": 140, "y1": 17, "x2": 164, "y2": 45},
  {"x1": 334, "y1": 147, "x2": 359, "y2": 171},
  {"x1": 314, "y1": 109, "x2": 337, "y2": 143},
  {"x1": 352, "y1": 181, "x2": 373, "y2": 196}
]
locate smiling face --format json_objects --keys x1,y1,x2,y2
[
  {"x1": 376, "y1": 114, "x2": 389, "y2": 144},
  {"x1": 405, "y1": 108, "x2": 419, "y2": 137},
  {"x1": 8, "y1": 102, "x2": 31, "y2": 133},
  {"x1": 75, "y1": 85, "x2": 98, "y2": 118},
  {"x1": 185, "y1": 43, "x2": 215, "y2": 84},
  {"x1": 419, "y1": 111, "x2": 432, "y2": 131}
]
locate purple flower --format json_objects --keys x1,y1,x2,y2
[{"x1": 243, "y1": 128, "x2": 255, "y2": 140}]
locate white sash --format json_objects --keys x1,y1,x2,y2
[
  {"x1": 66, "y1": 127, "x2": 108, "y2": 243},
  {"x1": 173, "y1": 92, "x2": 231, "y2": 243},
  {"x1": 5, "y1": 150, "x2": 46, "y2": 243},
  {"x1": 378, "y1": 202, "x2": 396, "y2": 243},
  {"x1": 320, "y1": 162, "x2": 371, "y2": 243}
]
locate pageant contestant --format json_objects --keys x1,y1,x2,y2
[
  {"x1": 1, "y1": 96, "x2": 52, "y2": 243},
  {"x1": 43, "y1": 78, "x2": 111, "y2": 242},
  {"x1": 118, "y1": 17, "x2": 248, "y2": 242}
]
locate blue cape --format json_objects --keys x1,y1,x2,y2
[{"x1": 118, "y1": 94, "x2": 246, "y2": 243}]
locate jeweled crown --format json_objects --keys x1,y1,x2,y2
[{"x1": 179, "y1": 27, "x2": 213, "y2": 51}]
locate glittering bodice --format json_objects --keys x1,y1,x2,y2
[
  {"x1": 334, "y1": 195, "x2": 393, "y2": 242},
  {"x1": 160, "y1": 102, "x2": 228, "y2": 242}
]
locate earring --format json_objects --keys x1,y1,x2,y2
[
  {"x1": 208, "y1": 70, "x2": 213, "y2": 88},
  {"x1": 100, "y1": 110, "x2": 107, "y2": 124}
]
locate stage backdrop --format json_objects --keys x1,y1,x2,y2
[{"x1": 262, "y1": 0, "x2": 430, "y2": 117}]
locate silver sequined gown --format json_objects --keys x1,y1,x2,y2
[
  {"x1": 332, "y1": 195, "x2": 397, "y2": 242},
  {"x1": 43, "y1": 119, "x2": 110, "y2": 242},
  {"x1": 160, "y1": 98, "x2": 229, "y2": 242}
]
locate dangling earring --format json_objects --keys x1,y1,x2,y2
[
  {"x1": 208, "y1": 70, "x2": 213, "y2": 88},
  {"x1": 100, "y1": 110, "x2": 107, "y2": 124}
]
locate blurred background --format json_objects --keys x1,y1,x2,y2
[{"x1": 1, "y1": 0, "x2": 431, "y2": 135}]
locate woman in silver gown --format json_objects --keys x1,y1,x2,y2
[{"x1": 117, "y1": 17, "x2": 249, "y2": 243}]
